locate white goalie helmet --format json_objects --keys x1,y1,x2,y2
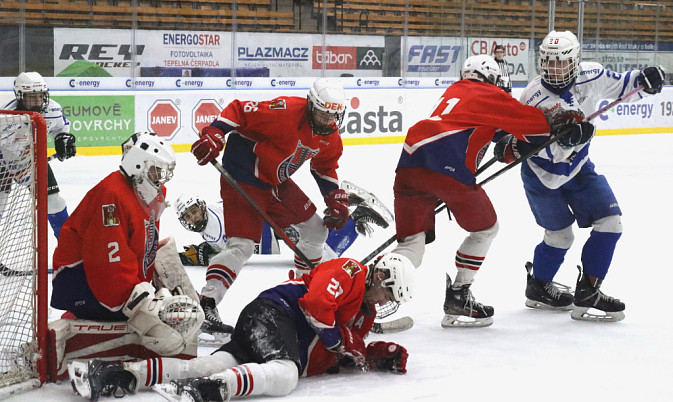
[
  {"x1": 306, "y1": 78, "x2": 346, "y2": 136},
  {"x1": 120, "y1": 132, "x2": 176, "y2": 207},
  {"x1": 539, "y1": 30, "x2": 581, "y2": 89},
  {"x1": 14, "y1": 72, "x2": 49, "y2": 112},
  {"x1": 374, "y1": 253, "x2": 415, "y2": 304},
  {"x1": 461, "y1": 55, "x2": 501, "y2": 85},
  {"x1": 175, "y1": 194, "x2": 208, "y2": 232}
]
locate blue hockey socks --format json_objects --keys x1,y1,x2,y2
[
  {"x1": 532, "y1": 241, "x2": 568, "y2": 282},
  {"x1": 48, "y1": 207, "x2": 69, "y2": 239},
  {"x1": 581, "y1": 231, "x2": 621, "y2": 280}
]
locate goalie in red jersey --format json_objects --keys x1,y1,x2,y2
[
  {"x1": 188, "y1": 78, "x2": 352, "y2": 338},
  {"x1": 391, "y1": 54, "x2": 552, "y2": 328},
  {"x1": 69, "y1": 253, "x2": 415, "y2": 401}
]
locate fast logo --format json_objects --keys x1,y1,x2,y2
[{"x1": 408, "y1": 45, "x2": 461, "y2": 73}]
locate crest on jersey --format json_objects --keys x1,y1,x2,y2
[
  {"x1": 269, "y1": 99, "x2": 286, "y2": 110},
  {"x1": 102, "y1": 204, "x2": 120, "y2": 227},
  {"x1": 277, "y1": 140, "x2": 319, "y2": 182},
  {"x1": 143, "y1": 213, "x2": 159, "y2": 276},
  {"x1": 341, "y1": 259, "x2": 362, "y2": 278}
]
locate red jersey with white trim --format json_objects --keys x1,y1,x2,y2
[
  {"x1": 397, "y1": 79, "x2": 551, "y2": 185},
  {"x1": 215, "y1": 97, "x2": 342, "y2": 193},
  {"x1": 52, "y1": 171, "x2": 164, "y2": 311}
]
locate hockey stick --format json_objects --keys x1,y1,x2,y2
[
  {"x1": 0, "y1": 263, "x2": 52, "y2": 277},
  {"x1": 209, "y1": 160, "x2": 316, "y2": 270},
  {"x1": 477, "y1": 84, "x2": 645, "y2": 187},
  {"x1": 363, "y1": 85, "x2": 645, "y2": 265},
  {"x1": 47, "y1": 153, "x2": 59, "y2": 161}
]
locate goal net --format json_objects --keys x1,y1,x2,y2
[{"x1": 0, "y1": 111, "x2": 48, "y2": 396}]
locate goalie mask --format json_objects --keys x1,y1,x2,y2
[
  {"x1": 175, "y1": 194, "x2": 208, "y2": 232},
  {"x1": 367, "y1": 253, "x2": 415, "y2": 318},
  {"x1": 539, "y1": 30, "x2": 581, "y2": 89},
  {"x1": 461, "y1": 55, "x2": 501, "y2": 86},
  {"x1": 14, "y1": 72, "x2": 49, "y2": 112},
  {"x1": 120, "y1": 132, "x2": 176, "y2": 214},
  {"x1": 306, "y1": 78, "x2": 346, "y2": 136}
]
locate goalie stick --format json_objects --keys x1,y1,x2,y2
[{"x1": 360, "y1": 84, "x2": 645, "y2": 333}]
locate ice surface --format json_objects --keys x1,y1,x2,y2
[{"x1": 7, "y1": 133, "x2": 673, "y2": 401}]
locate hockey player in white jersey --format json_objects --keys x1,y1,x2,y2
[
  {"x1": 174, "y1": 181, "x2": 393, "y2": 337},
  {"x1": 508, "y1": 30, "x2": 665, "y2": 321},
  {"x1": 2, "y1": 72, "x2": 76, "y2": 238}
]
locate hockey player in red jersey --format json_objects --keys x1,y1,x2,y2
[
  {"x1": 391, "y1": 54, "x2": 551, "y2": 328},
  {"x1": 50, "y1": 132, "x2": 202, "y2": 356},
  {"x1": 68, "y1": 253, "x2": 415, "y2": 401},
  {"x1": 189, "y1": 78, "x2": 350, "y2": 337}
]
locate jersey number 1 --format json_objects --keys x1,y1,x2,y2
[{"x1": 429, "y1": 97, "x2": 460, "y2": 120}]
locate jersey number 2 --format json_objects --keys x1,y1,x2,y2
[{"x1": 108, "y1": 242, "x2": 120, "y2": 263}]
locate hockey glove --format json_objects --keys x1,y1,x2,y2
[
  {"x1": 323, "y1": 189, "x2": 350, "y2": 230},
  {"x1": 638, "y1": 66, "x2": 665, "y2": 95},
  {"x1": 493, "y1": 135, "x2": 519, "y2": 164},
  {"x1": 556, "y1": 121, "x2": 595, "y2": 148},
  {"x1": 54, "y1": 133, "x2": 76, "y2": 161},
  {"x1": 331, "y1": 325, "x2": 366, "y2": 369},
  {"x1": 191, "y1": 126, "x2": 226, "y2": 165},
  {"x1": 365, "y1": 341, "x2": 408, "y2": 374},
  {"x1": 179, "y1": 242, "x2": 217, "y2": 266}
]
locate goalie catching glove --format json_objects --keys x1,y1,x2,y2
[
  {"x1": 365, "y1": 341, "x2": 408, "y2": 374},
  {"x1": 123, "y1": 282, "x2": 204, "y2": 355},
  {"x1": 179, "y1": 242, "x2": 217, "y2": 266}
]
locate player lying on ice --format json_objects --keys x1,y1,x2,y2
[
  {"x1": 68, "y1": 253, "x2": 415, "y2": 401},
  {"x1": 174, "y1": 180, "x2": 393, "y2": 266}
]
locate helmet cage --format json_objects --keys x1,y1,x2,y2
[
  {"x1": 120, "y1": 132, "x2": 176, "y2": 207},
  {"x1": 306, "y1": 79, "x2": 346, "y2": 136},
  {"x1": 14, "y1": 72, "x2": 49, "y2": 112},
  {"x1": 176, "y1": 196, "x2": 208, "y2": 232},
  {"x1": 539, "y1": 31, "x2": 580, "y2": 88}
]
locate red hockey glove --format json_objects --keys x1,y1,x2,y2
[
  {"x1": 334, "y1": 325, "x2": 366, "y2": 369},
  {"x1": 191, "y1": 126, "x2": 226, "y2": 165},
  {"x1": 323, "y1": 189, "x2": 350, "y2": 230},
  {"x1": 365, "y1": 341, "x2": 408, "y2": 374}
]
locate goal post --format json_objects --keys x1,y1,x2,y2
[{"x1": 0, "y1": 110, "x2": 49, "y2": 396}]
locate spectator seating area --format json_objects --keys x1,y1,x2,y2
[{"x1": 1, "y1": 0, "x2": 672, "y2": 41}]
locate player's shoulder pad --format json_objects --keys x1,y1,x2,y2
[{"x1": 520, "y1": 76, "x2": 544, "y2": 105}]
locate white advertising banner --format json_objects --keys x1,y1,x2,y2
[{"x1": 465, "y1": 38, "x2": 531, "y2": 82}]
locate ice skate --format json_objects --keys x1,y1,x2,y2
[
  {"x1": 68, "y1": 359, "x2": 138, "y2": 401},
  {"x1": 200, "y1": 296, "x2": 233, "y2": 335},
  {"x1": 442, "y1": 282, "x2": 494, "y2": 328},
  {"x1": 341, "y1": 180, "x2": 394, "y2": 235},
  {"x1": 524, "y1": 262, "x2": 573, "y2": 311},
  {"x1": 153, "y1": 377, "x2": 230, "y2": 402},
  {"x1": 571, "y1": 266, "x2": 625, "y2": 322}
]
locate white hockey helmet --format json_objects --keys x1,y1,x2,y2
[
  {"x1": 14, "y1": 72, "x2": 49, "y2": 112},
  {"x1": 461, "y1": 55, "x2": 501, "y2": 85},
  {"x1": 120, "y1": 132, "x2": 176, "y2": 206},
  {"x1": 374, "y1": 253, "x2": 415, "y2": 304},
  {"x1": 539, "y1": 30, "x2": 581, "y2": 88},
  {"x1": 175, "y1": 194, "x2": 208, "y2": 232},
  {"x1": 306, "y1": 78, "x2": 346, "y2": 136}
]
